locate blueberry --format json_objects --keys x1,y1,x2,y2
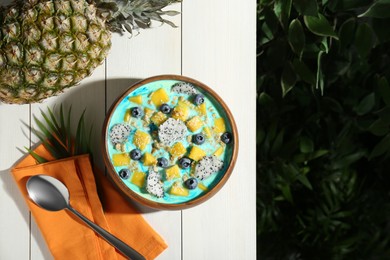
[
  {"x1": 178, "y1": 157, "x2": 191, "y2": 169},
  {"x1": 130, "y1": 148, "x2": 142, "y2": 160},
  {"x1": 119, "y1": 168, "x2": 130, "y2": 179},
  {"x1": 131, "y1": 107, "x2": 144, "y2": 118},
  {"x1": 160, "y1": 103, "x2": 171, "y2": 114},
  {"x1": 184, "y1": 178, "x2": 198, "y2": 190},
  {"x1": 157, "y1": 157, "x2": 169, "y2": 168},
  {"x1": 192, "y1": 133, "x2": 205, "y2": 145},
  {"x1": 193, "y1": 94, "x2": 205, "y2": 105},
  {"x1": 221, "y1": 132, "x2": 233, "y2": 144}
]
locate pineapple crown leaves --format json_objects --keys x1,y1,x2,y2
[
  {"x1": 26, "y1": 105, "x2": 93, "y2": 164},
  {"x1": 94, "y1": 0, "x2": 181, "y2": 35}
]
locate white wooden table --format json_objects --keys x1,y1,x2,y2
[{"x1": 0, "y1": 1, "x2": 256, "y2": 259}]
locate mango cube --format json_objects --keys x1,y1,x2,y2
[
  {"x1": 169, "y1": 142, "x2": 187, "y2": 157},
  {"x1": 188, "y1": 146, "x2": 206, "y2": 161},
  {"x1": 131, "y1": 171, "x2": 146, "y2": 188},
  {"x1": 151, "y1": 111, "x2": 167, "y2": 126},
  {"x1": 198, "y1": 182, "x2": 208, "y2": 191},
  {"x1": 213, "y1": 146, "x2": 224, "y2": 157},
  {"x1": 186, "y1": 116, "x2": 203, "y2": 132},
  {"x1": 112, "y1": 153, "x2": 130, "y2": 166},
  {"x1": 196, "y1": 103, "x2": 207, "y2": 116},
  {"x1": 150, "y1": 88, "x2": 169, "y2": 106},
  {"x1": 203, "y1": 126, "x2": 212, "y2": 138},
  {"x1": 128, "y1": 95, "x2": 142, "y2": 104},
  {"x1": 124, "y1": 109, "x2": 131, "y2": 122},
  {"x1": 165, "y1": 165, "x2": 181, "y2": 180},
  {"x1": 169, "y1": 181, "x2": 189, "y2": 196},
  {"x1": 133, "y1": 130, "x2": 150, "y2": 150},
  {"x1": 171, "y1": 103, "x2": 189, "y2": 121},
  {"x1": 142, "y1": 152, "x2": 157, "y2": 166},
  {"x1": 214, "y1": 117, "x2": 226, "y2": 133}
]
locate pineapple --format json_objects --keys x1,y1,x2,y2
[
  {"x1": 128, "y1": 95, "x2": 142, "y2": 104},
  {"x1": 112, "y1": 153, "x2": 130, "y2": 166},
  {"x1": 169, "y1": 142, "x2": 187, "y2": 157},
  {"x1": 150, "y1": 88, "x2": 169, "y2": 107},
  {"x1": 151, "y1": 111, "x2": 167, "y2": 126},
  {"x1": 196, "y1": 103, "x2": 207, "y2": 116},
  {"x1": 188, "y1": 146, "x2": 206, "y2": 161},
  {"x1": 142, "y1": 152, "x2": 157, "y2": 166},
  {"x1": 213, "y1": 146, "x2": 224, "y2": 157},
  {"x1": 133, "y1": 130, "x2": 150, "y2": 150},
  {"x1": 0, "y1": 0, "x2": 181, "y2": 104},
  {"x1": 169, "y1": 181, "x2": 189, "y2": 196},
  {"x1": 165, "y1": 165, "x2": 181, "y2": 180},
  {"x1": 131, "y1": 171, "x2": 146, "y2": 188},
  {"x1": 203, "y1": 126, "x2": 212, "y2": 138},
  {"x1": 214, "y1": 118, "x2": 226, "y2": 133},
  {"x1": 171, "y1": 102, "x2": 189, "y2": 121},
  {"x1": 186, "y1": 116, "x2": 203, "y2": 132}
]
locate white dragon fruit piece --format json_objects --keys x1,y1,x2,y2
[
  {"x1": 158, "y1": 118, "x2": 187, "y2": 146},
  {"x1": 195, "y1": 156, "x2": 224, "y2": 180},
  {"x1": 109, "y1": 123, "x2": 131, "y2": 145},
  {"x1": 171, "y1": 82, "x2": 198, "y2": 95},
  {"x1": 146, "y1": 167, "x2": 164, "y2": 198}
]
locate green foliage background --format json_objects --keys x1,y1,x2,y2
[{"x1": 257, "y1": 0, "x2": 390, "y2": 258}]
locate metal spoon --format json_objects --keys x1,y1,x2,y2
[{"x1": 26, "y1": 174, "x2": 145, "y2": 260}]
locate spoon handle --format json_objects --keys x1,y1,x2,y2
[{"x1": 67, "y1": 206, "x2": 145, "y2": 260}]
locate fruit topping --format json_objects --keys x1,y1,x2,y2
[
  {"x1": 188, "y1": 146, "x2": 206, "y2": 161},
  {"x1": 195, "y1": 155, "x2": 224, "y2": 180},
  {"x1": 213, "y1": 146, "x2": 224, "y2": 156},
  {"x1": 109, "y1": 123, "x2": 131, "y2": 145},
  {"x1": 129, "y1": 148, "x2": 142, "y2": 160},
  {"x1": 146, "y1": 168, "x2": 164, "y2": 198},
  {"x1": 193, "y1": 94, "x2": 205, "y2": 105},
  {"x1": 159, "y1": 103, "x2": 171, "y2": 114},
  {"x1": 158, "y1": 118, "x2": 187, "y2": 146},
  {"x1": 128, "y1": 95, "x2": 142, "y2": 104},
  {"x1": 192, "y1": 133, "x2": 205, "y2": 145},
  {"x1": 169, "y1": 142, "x2": 187, "y2": 158},
  {"x1": 131, "y1": 171, "x2": 146, "y2": 188},
  {"x1": 131, "y1": 107, "x2": 144, "y2": 118},
  {"x1": 169, "y1": 181, "x2": 189, "y2": 196},
  {"x1": 157, "y1": 157, "x2": 169, "y2": 168},
  {"x1": 178, "y1": 157, "x2": 191, "y2": 169},
  {"x1": 213, "y1": 117, "x2": 226, "y2": 133},
  {"x1": 221, "y1": 132, "x2": 233, "y2": 144},
  {"x1": 150, "y1": 88, "x2": 169, "y2": 106},
  {"x1": 142, "y1": 152, "x2": 157, "y2": 166},
  {"x1": 186, "y1": 116, "x2": 203, "y2": 132},
  {"x1": 165, "y1": 165, "x2": 181, "y2": 180},
  {"x1": 171, "y1": 102, "x2": 190, "y2": 121},
  {"x1": 196, "y1": 102, "x2": 207, "y2": 116},
  {"x1": 171, "y1": 82, "x2": 197, "y2": 95},
  {"x1": 119, "y1": 168, "x2": 130, "y2": 179},
  {"x1": 133, "y1": 130, "x2": 151, "y2": 150},
  {"x1": 112, "y1": 153, "x2": 130, "y2": 166},
  {"x1": 184, "y1": 177, "x2": 198, "y2": 190}
]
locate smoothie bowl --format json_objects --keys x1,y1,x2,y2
[{"x1": 102, "y1": 75, "x2": 238, "y2": 210}]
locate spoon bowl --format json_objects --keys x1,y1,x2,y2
[{"x1": 26, "y1": 174, "x2": 145, "y2": 260}]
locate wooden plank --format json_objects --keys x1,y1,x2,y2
[
  {"x1": 105, "y1": 5, "x2": 182, "y2": 259},
  {"x1": 182, "y1": 0, "x2": 257, "y2": 259},
  {"x1": 0, "y1": 104, "x2": 30, "y2": 259}
]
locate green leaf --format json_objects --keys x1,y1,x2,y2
[
  {"x1": 359, "y1": 0, "x2": 390, "y2": 18},
  {"x1": 300, "y1": 136, "x2": 314, "y2": 153},
  {"x1": 292, "y1": 58, "x2": 316, "y2": 85},
  {"x1": 355, "y1": 23, "x2": 375, "y2": 58},
  {"x1": 25, "y1": 147, "x2": 49, "y2": 164},
  {"x1": 338, "y1": 18, "x2": 356, "y2": 51},
  {"x1": 368, "y1": 118, "x2": 389, "y2": 136},
  {"x1": 316, "y1": 50, "x2": 325, "y2": 94},
  {"x1": 354, "y1": 93, "x2": 375, "y2": 115},
  {"x1": 304, "y1": 14, "x2": 338, "y2": 39},
  {"x1": 279, "y1": 183, "x2": 293, "y2": 203},
  {"x1": 288, "y1": 19, "x2": 305, "y2": 57},
  {"x1": 274, "y1": 0, "x2": 292, "y2": 28},
  {"x1": 271, "y1": 129, "x2": 285, "y2": 155},
  {"x1": 281, "y1": 62, "x2": 298, "y2": 97},
  {"x1": 296, "y1": 173, "x2": 313, "y2": 190},
  {"x1": 370, "y1": 134, "x2": 390, "y2": 159},
  {"x1": 377, "y1": 76, "x2": 390, "y2": 105},
  {"x1": 293, "y1": 0, "x2": 319, "y2": 16}
]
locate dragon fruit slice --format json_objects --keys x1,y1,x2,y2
[
  {"x1": 109, "y1": 123, "x2": 131, "y2": 145},
  {"x1": 158, "y1": 118, "x2": 187, "y2": 146},
  {"x1": 195, "y1": 156, "x2": 224, "y2": 180},
  {"x1": 146, "y1": 167, "x2": 164, "y2": 198},
  {"x1": 171, "y1": 82, "x2": 198, "y2": 95}
]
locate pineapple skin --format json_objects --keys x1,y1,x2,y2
[{"x1": 0, "y1": 0, "x2": 112, "y2": 104}]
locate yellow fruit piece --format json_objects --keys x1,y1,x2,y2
[
  {"x1": 186, "y1": 116, "x2": 204, "y2": 132},
  {"x1": 171, "y1": 103, "x2": 189, "y2": 121},
  {"x1": 144, "y1": 107, "x2": 154, "y2": 117},
  {"x1": 131, "y1": 171, "x2": 146, "y2": 188},
  {"x1": 150, "y1": 88, "x2": 169, "y2": 106},
  {"x1": 214, "y1": 117, "x2": 226, "y2": 133},
  {"x1": 178, "y1": 99, "x2": 192, "y2": 108},
  {"x1": 112, "y1": 153, "x2": 130, "y2": 166},
  {"x1": 169, "y1": 142, "x2": 187, "y2": 157},
  {"x1": 151, "y1": 111, "x2": 167, "y2": 126},
  {"x1": 196, "y1": 103, "x2": 207, "y2": 116},
  {"x1": 198, "y1": 182, "x2": 208, "y2": 191},
  {"x1": 213, "y1": 146, "x2": 224, "y2": 157},
  {"x1": 142, "y1": 152, "x2": 157, "y2": 166},
  {"x1": 133, "y1": 130, "x2": 150, "y2": 150},
  {"x1": 169, "y1": 181, "x2": 189, "y2": 196},
  {"x1": 124, "y1": 109, "x2": 131, "y2": 122},
  {"x1": 188, "y1": 146, "x2": 206, "y2": 161},
  {"x1": 203, "y1": 126, "x2": 212, "y2": 138},
  {"x1": 165, "y1": 165, "x2": 181, "y2": 180},
  {"x1": 129, "y1": 95, "x2": 142, "y2": 104}
]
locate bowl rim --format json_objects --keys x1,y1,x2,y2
[{"x1": 102, "y1": 74, "x2": 239, "y2": 210}]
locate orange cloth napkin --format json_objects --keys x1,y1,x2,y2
[{"x1": 11, "y1": 145, "x2": 167, "y2": 260}]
